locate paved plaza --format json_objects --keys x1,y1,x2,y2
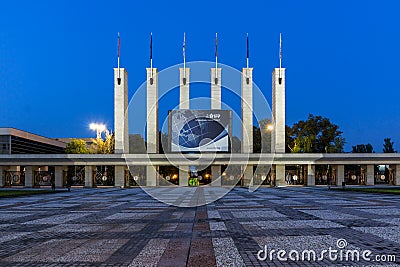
[{"x1": 0, "y1": 187, "x2": 399, "y2": 266}]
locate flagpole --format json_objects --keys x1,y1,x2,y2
[
  {"x1": 215, "y1": 33, "x2": 218, "y2": 82},
  {"x1": 279, "y1": 33, "x2": 282, "y2": 79},
  {"x1": 150, "y1": 32, "x2": 153, "y2": 79},
  {"x1": 117, "y1": 32, "x2": 121, "y2": 80},
  {"x1": 246, "y1": 33, "x2": 249, "y2": 69},
  {"x1": 183, "y1": 32, "x2": 186, "y2": 79}
]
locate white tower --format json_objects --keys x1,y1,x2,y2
[
  {"x1": 241, "y1": 34, "x2": 253, "y2": 186},
  {"x1": 179, "y1": 69, "x2": 190, "y2": 109},
  {"x1": 146, "y1": 33, "x2": 159, "y2": 186},
  {"x1": 272, "y1": 34, "x2": 286, "y2": 154},
  {"x1": 180, "y1": 32, "x2": 190, "y2": 109},
  {"x1": 114, "y1": 33, "x2": 128, "y2": 154},
  {"x1": 272, "y1": 33, "x2": 286, "y2": 186},
  {"x1": 114, "y1": 68, "x2": 129, "y2": 153}
]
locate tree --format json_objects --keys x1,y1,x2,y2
[
  {"x1": 286, "y1": 114, "x2": 345, "y2": 153},
  {"x1": 383, "y1": 138, "x2": 396, "y2": 153},
  {"x1": 91, "y1": 134, "x2": 114, "y2": 154},
  {"x1": 352, "y1": 144, "x2": 374, "y2": 153},
  {"x1": 65, "y1": 139, "x2": 90, "y2": 154}
]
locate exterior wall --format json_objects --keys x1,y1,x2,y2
[
  {"x1": 366, "y1": 164, "x2": 375, "y2": 185},
  {"x1": 241, "y1": 68, "x2": 253, "y2": 154},
  {"x1": 211, "y1": 165, "x2": 222, "y2": 186},
  {"x1": 211, "y1": 68, "x2": 222, "y2": 109},
  {"x1": 307, "y1": 164, "x2": 315, "y2": 186},
  {"x1": 272, "y1": 68, "x2": 286, "y2": 153},
  {"x1": 114, "y1": 68, "x2": 129, "y2": 153},
  {"x1": 146, "y1": 68, "x2": 159, "y2": 153},
  {"x1": 179, "y1": 68, "x2": 190, "y2": 109}
]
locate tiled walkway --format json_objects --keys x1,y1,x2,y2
[{"x1": 0, "y1": 187, "x2": 399, "y2": 266}]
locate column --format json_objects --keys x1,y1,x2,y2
[
  {"x1": 242, "y1": 165, "x2": 253, "y2": 187},
  {"x1": 146, "y1": 165, "x2": 158, "y2": 186},
  {"x1": 211, "y1": 165, "x2": 222, "y2": 186},
  {"x1": 337, "y1": 165, "x2": 345, "y2": 186},
  {"x1": 114, "y1": 68, "x2": 129, "y2": 153},
  {"x1": 211, "y1": 67, "x2": 222, "y2": 185},
  {"x1": 271, "y1": 165, "x2": 276, "y2": 186},
  {"x1": 180, "y1": 68, "x2": 190, "y2": 109},
  {"x1": 179, "y1": 166, "x2": 188, "y2": 186},
  {"x1": 275, "y1": 164, "x2": 285, "y2": 186},
  {"x1": 211, "y1": 68, "x2": 221, "y2": 109},
  {"x1": 307, "y1": 164, "x2": 316, "y2": 186},
  {"x1": 25, "y1": 166, "x2": 33, "y2": 188},
  {"x1": 241, "y1": 68, "x2": 253, "y2": 154},
  {"x1": 0, "y1": 166, "x2": 5, "y2": 187},
  {"x1": 146, "y1": 68, "x2": 159, "y2": 153},
  {"x1": 85, "y1": 165, "x2": 93, "y2": 188},
  {"x1": 115, "y1": 165, "x2": 126, "y2": 188},
  {"x1": 271, "y1": 68, "x2": 286, "y2": 153},
  {"x1": 395, "y1": 165, "x2": 400, "y2": 186},
  {"x1": 366, "y1": 165, "x2": 375, "y2": 186},
  {"x1": 55, "y1": 166, "x2": 64, "y2": 188}
]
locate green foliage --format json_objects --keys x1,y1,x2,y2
[
  {"x1": 383, "y1": 138, "x2": 396, "y2": 153},
  {"x1": 91, "y1": 134, "x2": 114, "y2": 154},
  {"x1": 65, "y1": 139, "x2": 90, "y2": 154},
  {"x1": 352, "y1": 144, "x2": 374, "y2": 153},
  {"x1": 286, "y1": 114, "x2": 345, "y2": 153}
]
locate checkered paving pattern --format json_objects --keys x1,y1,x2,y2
[{"x1": 0, "y1": 187, "x2": 399, "y2": 266}]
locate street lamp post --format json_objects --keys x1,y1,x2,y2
[{"x1": 89, "y1": 123, "x2": 109, "y2": 139}]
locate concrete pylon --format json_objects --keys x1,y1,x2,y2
[
  {"x1": 146, "y1": 68, "x2": 159, "y2": 154},
  {"x1": 210, "y1": 67, "x2": 222, "y2": 185},
  {"x1": 180, "y1": 68, "x2": 190, "y2": 109},
  {"x1": 396, "y1": 165, "x2": 400, "y2": 185},
  {"x1": 25, "y1": 166, "x2": 33, "y2": 188},
  {"x1": 275, "y1": 164, "x2": 285, "y2": 186},
  {"x1": 115, "y1": 166, "x2": 126, "y2": 188},
  {"x1": 54, "y1": 166, "x2": 64, "y2": 188},
  {"x1": 114, "y1": 68, "x2": 129, "y2": 154},
  {"x1": 179, "y1": 166, "x2": 188, "y2": 186},
  {"x1": 337, "y1": 165, "x2": 345, "y2": 186},
  {"x1": 307, "y1": 164, "x2": 316, "y2": 186},
  {"x1": 366, "y1": 165, "x2": 375, "y2": 185},
  {"x1": 211, "y1": 68, "x2": 221, "y2": 109},
  {"x1": 241, "y1": 68, "x2": 253, "y2": 154},
  {"x1": 85, "y1": 165, "x2": 93, "y2": 188},
  {"x1": 272, "y1": 68, "x2": 286, "y2": 153}
]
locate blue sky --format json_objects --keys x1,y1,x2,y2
[{"x1": 0, "y1": 0, "x2": 399, "y2": 152}]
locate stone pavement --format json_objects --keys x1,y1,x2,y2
[{"x1": 0, "y1": 187, "x2": 399, "y2": 266}]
